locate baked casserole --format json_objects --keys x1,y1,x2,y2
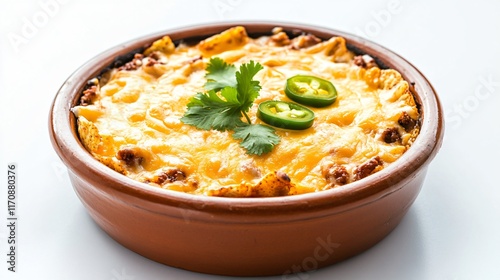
[{"x1": 72, "y1": 26, "x2": 420, "y2": 197}]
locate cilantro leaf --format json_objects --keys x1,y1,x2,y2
[
  {"x1": 233, "y1": 124, "x2": 280, "y2": 155},
  {"x1": 182, "y1": 57, "x2": 280, "y2": 155},
  {"x1": 180, "y1": 106, "x2": 244, "y2": 131},
  {"x1": 180, "y1": 88, "x2": 244, "y2": 131},
  {"x1": 205, "y1": 57, "x2": 237, "y2": 91},
  {"x1": 236, "y1": 60, "x2": 264, "y2": 112}
]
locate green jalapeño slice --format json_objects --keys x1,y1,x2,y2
[
  {"x1": 285, "y1": 75, "x2": 337, "y2": 107},
  {"x1": 257, "y1": 100, "x2": 315, "y2": 130}
]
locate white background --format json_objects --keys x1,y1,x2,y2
[{"x1": 1, "y1": 0, "x2": 499, "y2": 279}]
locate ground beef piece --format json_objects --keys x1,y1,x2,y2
[
  {"x1": 270, "y1": 31, "x2": 291, "y2": 46},
  {"x1": 147, "y1": 51, "x2": 161, "y2": 60},
  {"x1": 354, "y1": 156, "x2": 383, "y2": 181},
  {"x1": 290, "y1": 34, "x2": 322, "y2": 49},
  {"x1": 382, "y1": 127, "x2": 401, "y2": 143},
  {"x1": 116, "y1": 147, "x2": 143, "y2": 166},
  {"x1": 154, "y1": 168, "x2": 186, "y2": 185},
  {"x1": 80, "y1": 85, "x2": 97, "y2": 106},
  {"x1": 118, "y1": 53, "x2": 144, "y2": 71},
  {"x1": 353, "y1": 55, "x2": 377, "y2": 68},
  {"x1": 353, "y1": 55, "x2": 365, "y2": 67},
  {"x1": 323, "y1": 164, "x2": 349, "y2": 186},
  {"x1": 146, "y1": 57, "x2": 159, "y2": 66},
  {"x1": 331, "y1": 166, "x2": 349, "y2": 185},
  {"x1": 398, "y1": 112, "x2": 417, "y2": 131},
  {"x1": 145, "y1": 52, "x2": 168, "y2": 67}
]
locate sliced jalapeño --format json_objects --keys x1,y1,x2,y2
[
  {"x1": 257, "y1": 100, "x2": 315, "y2": 130},
  {"x1": 285, "y1": 75, "x2": 337, "y2": 107}
]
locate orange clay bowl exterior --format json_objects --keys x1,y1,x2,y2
[{"x1": 49, "y1": 22, "x2": 444, "y2": 276}]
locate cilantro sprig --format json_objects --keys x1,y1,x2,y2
[{"x1": 181, "y1": 58, "x2": 280, "y2": 155}]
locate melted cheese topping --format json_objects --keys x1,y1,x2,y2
[{"x1": 73, "y1": 26, "x2": 420, "y2": 197}]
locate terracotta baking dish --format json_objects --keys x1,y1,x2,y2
[{"x1": 49, "y1": 22, "x2": 444, "y2": 276}]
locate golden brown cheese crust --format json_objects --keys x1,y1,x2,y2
[{"x1": 72, "y1": 26, "x2": 420, "y2": 197}]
